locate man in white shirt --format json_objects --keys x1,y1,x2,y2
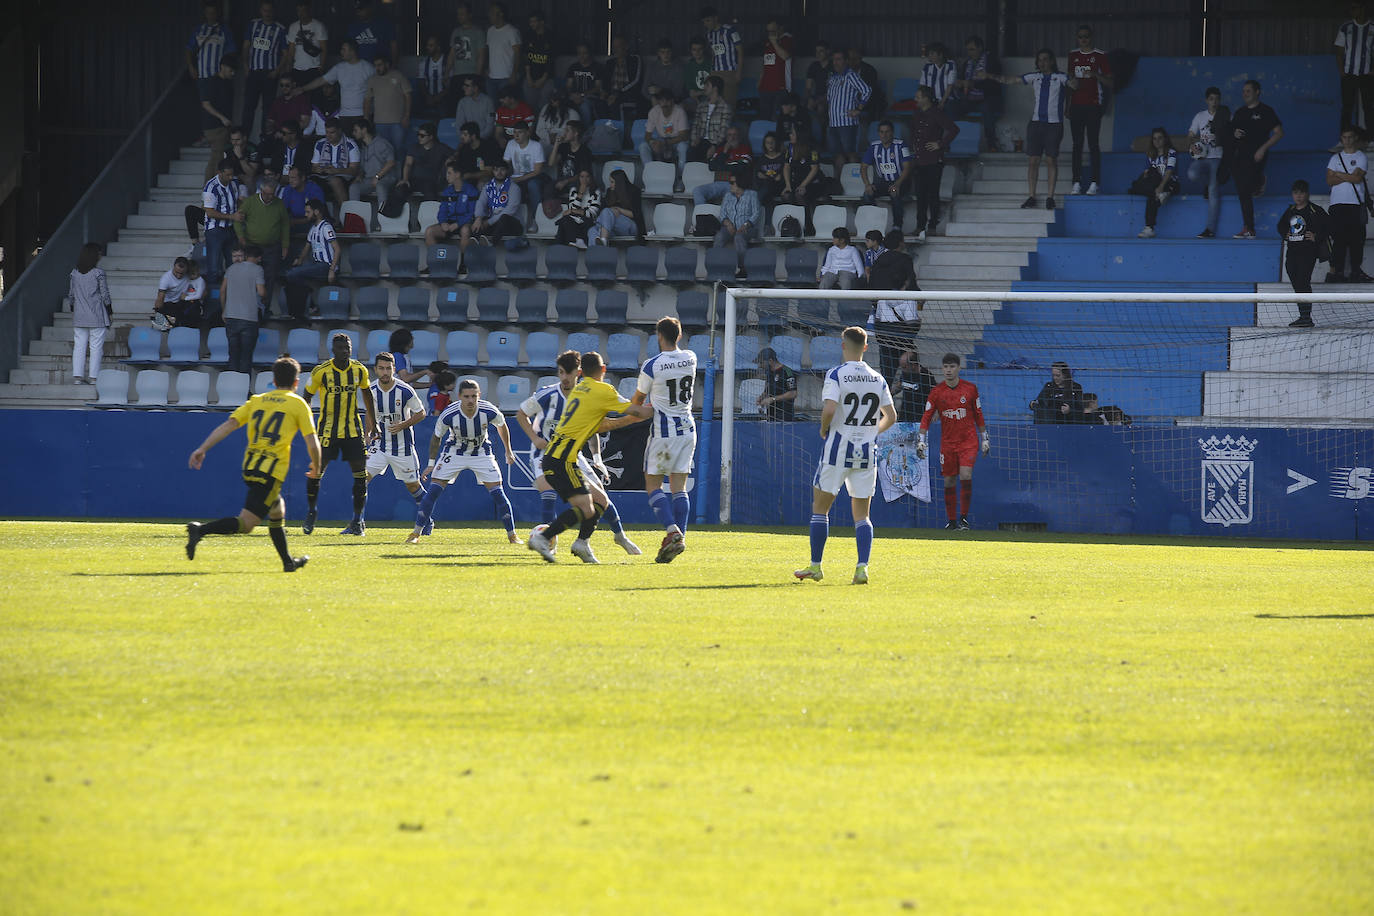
[
  {"x1": 503, "y1": 122, "x2": 546, "y2": 227},
  {"x1": 485, "y1": 1, "x2": 523, "y2": 101},
  {"x1": 296, "y1": 38, "x2": 374, "y2": 133},
  {"x1": 153, "y1": 256, "x2": 193, "y2": 328},
  {"x1": 1325, "y1": 125, "x2": 1373, "y2": 282},
  {"x1": 817, "y1": 227, "x2": 865, "y2": 289},
  {"x1": 1186, "y1": 87, "x2": 1226, "y2": 239},
  {"x1": 285, "y1": 1, "x2": 329, "y2": 88}
]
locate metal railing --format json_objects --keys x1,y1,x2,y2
[{"x1": 0, "y1": 73, "x2": 199, "y2": 381}]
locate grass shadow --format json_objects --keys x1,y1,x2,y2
[
  {"x1": 617, "y1": 583, "x2": 799, "y2": 591},
  {"x1": 1255, "y1": 612, "x2": 1374, "y2": 620},
  {"x1": 71, "y1": 571, "x2": 210, "y2": 577}
]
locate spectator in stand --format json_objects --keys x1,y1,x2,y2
[
  {"x1": 535, "y1": 95, "x2": 578, "y2": 161},
  {"x1": 265, "y1": 75, "x2": 312, "y2": 143},
  {"x1": 818, "y1": 227, "x2": 863, "y2": 289},
  {"x1": 286, "y1": 2, "x2": 329, "y2": 95},
  {"x1": 861, "y1": 120, "x2": 915, "y2": 234},
  {"x1": 1230, "y1": 80, "x2": 1284, "y2": 239},
  {"x1": 424, "y1": 162, "x2": 480, "y2": 249},
  {"x1": 522, "y1": 11, "x2": 557, "y2": 115},
  {"x1": 848, "y1": 48, "x2": 884, "y2": 140},
  {"x1": 643, "y1": 39, "x2": 686, "y2": 110},
  {"x1": 472, "y1": 160, "x2": 525, "y2": 244},
  {"x1": 756, "y1": 347, "x2": 798, "y2": 421},
  {"x1": 1334, "y1": 3, "x2": 1374, "y2": 140},
  {"x1": 305, "y1": 81, "x2": 341, "y2": 137},
  {"x1": 713, "y1": 166, "x2": 762, "y2": 277},
  {"x1": 387, "y1": 329, "x2": 430, "y2": 385},
  {"x1": 347, "y1": 0, "x2": 396, "y2": 64},
  {"x1": 454, "y1": 120, "x2": 502, "y2": 185},
  {"x1": 1030, "y1": 361, "x2": 1083, "y2": 423},
  {"x1": 485, "y1": 2, "x2": 523, "y2": 102},
  {"x1": 455, "y1": 75, "x2": 496, "y2": 141},
  {"x1": 684, "y1": 37, "x2": 713, "y2": 117},
  {"x1": 495, "y1": 86, "x2": 535, "y2": 140},
  {"x1": 187, "y1": 0, "x2": 235, "y2": 102},
  {"x1": 69, "y1": 243, "x2": 112, "y2": 385},
  {"x1": 896, "y1": 349, "x2": 936, "y2": 423},
  {"x1": 1186, "y1": 86, "x2": 1227, "y2": 239},
  {"x1": 982, "y1": 50, "x2": 1075, "y2": 210},
  {"x1": 186, "y1": 256, "x2": 217, "y2": 358},
  {"x1": 222, "y1": 245, "x2": 268, "y2": 373},
  {"x1": 550, "y1": 121, "x2": 594, "y2": 196},
  {"x1": 826, "y1": 50, "x2": 872, "y2": 169},
  {"x1": 1132, "y1": 127, "x2": 1179, "y2": 239},
  {"x1": 556, "y1": 167, "x2": 600, "y2": 248},
  {"x1": 201, "y1": 158, "x2": 246, "y2": 290},
  {"x1": 283, "y1": 198, "x2": 339, "y2": 320},
  {"x1": 908, "y1": 86, "x2": 959, "y2": 240},
  {"x1": 804, "y1": 41, "x2": 832, "y2": 145},
  {"x1": 566, "y1": 43, "x2": 605, "y2": 128},
  {"x1": 400, "y1": 122, "x2": 454, "y2": 200},
  {"x1": 279, "y1": 163, "x2": 325, "y2": 245},
  {"x1": 687, "y1": 76, "x2": 734, "y2": 163},
  {"x1": 1279, "y1": 179, "x2": 1332, "y2": 328},
  {"x1": 363, "y1": 54, "x2": 411, "y2": 154},
  {"x1": 780, "y1": 128, "x2": 825, "y2": 230},
  {"x1": 870, "y1": 232, "x2": 921, "y2": 384},
  {"x1": 350, "y1": 118, "x2": 397, "y2": 210},
  {"x1": 1067, "y1": 25, "x2": 1113, "y2": 195},
  {"x1": 1325, "y1": 126, "x2": 1372, "y2": 282},
  {"x1": 590, "y1": 168, "x2": 644, "y2": 245},
  {"x1": 242, "y1": 2, "x2": 289, "y2": 143},
  {"x1": 693, "y1": 125, "x2": 752, "y2": 204},
  {"x1": 199, "y1": 54, "x2": 239, "y2": 182},
  {"x1": 428, "y1": 368, "x2": 457, "y2": 415},
  {"x1": 920, "y1": 43, "x2": 957, "y2": 108},
  {"x1": 153, "y1": 257, "x2": 192, "y2": 330},
  {"x1": 861, "y1": 229, "x2": 886, "y2": 282},
  {"x1": 754, "y1": 131, "x2": 787, "y2": 206},
  {"x1": 701, "y1": 7, "x2": 743, "y2": 106},
  {"x1": 225, "y1": 126, "x2": 261, "y2": 190},
  {"x1": 448, "y1": 2, "x2": 486, "y2": 89},
  {"x1": 775, "y1": 93, "x2": 810, "y2": 147},
  {"x1": 639, "y1": 91, "x2": 690, "y2": 173},
  {"x1": 310, "y1": 117, "x2": 361, "y2": 207},
  {"x1": 759, "y1": 19, "x2": 795, "y2": 120},
  {"x1": 1073, "y1": 392, "x2": 1103, "y2": 425},
  {"x1": 603, "y1": 35, "x2": 645, "y2": 128},
  {"x1": 296, "y1": 38, "x2": 374, "y2": 134},
  {"x1": 235, "y1": 175, "x2": 290, "y2": 310},
  {"x1": 416, "y1": 36, "x2": 450, "y2": 120},
  {"x1": 505, "y1": 122, "x2": 547, "y2": 227},
  {"x1": 947, "y1": 35, "x2": 1001, "y2": 151}
]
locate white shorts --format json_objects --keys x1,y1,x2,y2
[
  {"x1": 644, "y1": 434, "x2": 696, "y2": 477},
  {"x1": 533, "y1": 451, "x2": 594, "y2": 477},
  {"x1": 367, "y1": 447, "x2": 422, "y2": 485},
  {"x1": 813, "y1": 460, "x2": 878, "y2": 499},
  {"x1": 432, "y1": 451, "x2": 503, "y2": 485}
]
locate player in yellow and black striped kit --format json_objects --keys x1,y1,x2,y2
[{"x1": 302, "y1": 332, "x2": 378, "y2": 535}]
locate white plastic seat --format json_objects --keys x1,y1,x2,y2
[
  {"x1": 680, "y1": 162, "x2": 713, "y2": 194},
  {"x1": 254, "y1": 370, "x2": 276, "y2": 394},
  {"x1": 738, "y1": 378, "x2": 765, "y2": 414},
  {"x1": 94, "y1": 369, "x2": 130, "y2": 406},
  {"x1": 768, "y1": 203, "x2": 805, "y2": 237},
  {"x1": 642, "y1": 161, "x2": 677, "y2": 195},
  {"x1": 839, "y1": 162, "x2": 865, "y2": 198},
  {"x1": 134, "y1": 369, "x2": 170, "y2": 407},
  {"x1": 214, "y1": 370, "x2": 250, "y2": 406},
  {"x1": 339, "y1": 200, "x2": 373, "y2": 233},
  {"x1": 602, "y1": 159, "x2": 638, "y2": 188},
  {"x1": 650, "y1": 202, "x2": 688, "y2": 238},
  {"x1": 855, "y1": 204, "x2": 893, "y2": 239},
  {"x1": 809, "y1": 204, "x2": 850, "y2": 239},
  {"x1": 375, "y1": 201, "x2": 411, "y2": 234},
  {"x1": 415, "y1": 200, "x2": 440, "y2": 229},
  {"x1": 495, "y1": 374, "x2": 532, "y2": 412},
  {"x1": 175, "y1": 370, "x2": 211, "y2": 408}
]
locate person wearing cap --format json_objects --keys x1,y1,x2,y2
[
  {"x1": 639, "y1": 90, "x2": 690, "y2": 172},
  {"x1": 756, "y1": 346, "x2": 798, "y2": 421}
]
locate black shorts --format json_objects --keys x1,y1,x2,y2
[
  {"x1": 243, "y1": 472, "x2": 284, "y2": 518},
  {"x1": 541, "y1": 451, "x2": 588, "y2": 499},
  {"x1": 320, "y1": 435, "x2": 366, "y2": 465},
  {"x1": 1025, "y1": 120, "x2": 1064, "y2": 159}
]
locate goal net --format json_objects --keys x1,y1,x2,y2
[{"x1": 717, "y1": 287, "x2": 1374, "y2": 539}]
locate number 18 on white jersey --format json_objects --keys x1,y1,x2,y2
[{"x1": 637, "y1": 348, "x2": 698, "y2": 439}]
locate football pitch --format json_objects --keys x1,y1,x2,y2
[{"x1": 1, "y1": 520, "x2": 1371, "y2": 914}]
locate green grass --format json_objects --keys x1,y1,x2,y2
[{"x1": 1, "y1": 520, "x2": 1371, "y2": 914}]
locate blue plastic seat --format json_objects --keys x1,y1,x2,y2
[
  {"x1": 504, "y1": 244, "x2": 539, "y2": 279},
  {"x1": 252, "y1": 328, "x2": 280, "y2": 365},
  {"x1": 664, "y1": 246, "x2": 698, "y2": 282},
  {"x1": 769, "y1": 334, "x2": 804, "y2": 370},
  {"x1": 565, "y1": 331, "x2": 600, "y2": 356},
  {"x1": 396, "y1": 287, "x2": 432, "y2": 323},
  {"x1": 484, "y1": 330, "x2": 520, "y2": 368},
  {"x1": 837, "y1": 299, "x2": 873, "y2": 328},
  {"x1": 126, "y1": 326, "x2": 162, "y2": 364},
  {"x1": 515, "y1": 288, "x2": 550, "y2": 324},
  {"x1": 325, "y1": 328, "x2": 361, "y2": 359},
  {"x1": 475, "y1": 287, "x2": 510, "y2": 324},
  {"x1": 354, "y1": 287, "x2": 390, "y2": 322},
  {"x1": 167, "y1": 327, "x2": 199, "y2": 364},
  {"x1": 436, "y1": 117, "x2": 459, "y2": 148},
  {"x1": 347, "y1": 242, "x2": 382, "y2": 279},
  {"x1": 744, "y1": 248, "x2": 777, "y2": 283},
  {"x1": 593, "y1": 290, "x2": 628, "y2": 326},
  {"x1": 409, "y1": 329, "x2": 441, "y2": 366},
  {"x1": 426, "y1": 244, "x2": 460, "y2": 279},
  {"x1": 625, "y1": 245, "x2": 660, "y2": 282},
  {"x1": 387, "y1": 243, "x2": 421, "y2": 279},
  {"x1": 365, "y1": 329, "x2": 391, "y2": 362},
  {"x1": 733, "y1": 334, "x2": 761, "y2": 367},
  {"x1": 543, "y1": 244, "x2": 579, "y2": 281},
  {"x1": 785, "y1": 247, "x2": 819, "y2": 284},
  {"x1": 202, "y1": 327, "x2": 229, "y2": 364},
  {"x1": 676, "y1": 291, "x2": 710, "y2": 328},
  {"x1": 464, "y1": 245, "x2": 497, "y2": 281},
  {"x1": 436, "y1": 287, "x2": 469, "y2": 323},
  {"x1": 704, "y1": 248, "x2": 737, "y2": 283},
  {"x1": 525, "y1": 331, "x2": 560, "y2": 368},
  {"x1": 445, "y1": 329, "x2": 480, "y2": 365},
  {"x1": 797, "y1": 298, "x2": 831, "y2": 326},
  {"x1": 285, "y1": 327, "x2": 321, "y2": 364},
  {"x1": 606, "y1": 332, "x2": 642, "y2": 371},
  {"x1": 808, "y1": 335, "x2": 842, "y2": 370},
  {"x1": 315, "y1": 285, "x2": 351, "y2": 321},
  {"x1": 554, "y1": 288, "x2": 590, "y2": 324},
  {"x1": 585, "y1": 244, "x2": 619, "y2": 281}
]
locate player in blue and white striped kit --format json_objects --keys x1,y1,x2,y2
[
  {"x1": 362, "y1": 352, "x2": 429, "y2": 532},
  {"x1": 516, "y1": 350, "x2": 640, "y2": 556},
  {"x1": 796, "y1": 327, "x2": 896, "y2": 586},
  {"x1": 406, "y1": 379, "x2": 521, "y2": 545}
]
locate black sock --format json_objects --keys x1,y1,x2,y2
[
  {"x1": 545, "y1": 506, "x2": 583, "y2": 538},
  {"x1": 201, "y1": 516, "x2": 242, "y2": 536},
  {"x1": 351, "y1": 472, "x2": 368, "y2": 519},
  {"x1": 267, "y1": 519, "x2": 293, "y2": 564},
  {"x1": 577, "y1": 506, "x2": 602, "y2": 540},
  {"x1": 305, "y1": 475, "x2": 321, "y2": 507}
]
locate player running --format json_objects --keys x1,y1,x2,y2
[
  {"x1": 627, "y1": 316, "x2": 697, "y2": 563},
  {"x1": 362, "y1": 351, "x2": 429, "y2": 531},
  {"x1": 528, "y1": 351, "x2": 653, "y2": 563},
  {"x1": 918, "y1": 352, "x2": 991, "y2": 530},
  {"x1": 516, "y1": 349, "x2": 640, "y2": 555},
  {"x1": 407, "y1": 378, "x2": 520, "y2": 545},
  {"x1": 795, "y1": 327, "x2": 897, "y2": 585},
  {"x1": 302, "y1": 333, "x2": 377, "y2": 536},
  {"x1": 185, "y1": 357, "x2": 322, "y2": 572}
]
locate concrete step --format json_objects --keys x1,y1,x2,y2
[
  {"x1": 1204, "y1": 371, "x2": 1374, "y2": 420},
  {"x1": 920, "y1": 248, "x2": 1029, "y2": 268},
  {"x1": 950, "y1": 193, "x2": 1062, "y2": 210},
  {"x1": 156, "y1": 172, "x2": 209, "y2": 190},
  {"x1": 139, "y1": 200, "x2": 199, "y2": 216},
  {"x1": 948, "y1": 205, "x2": 1055, "y2": 223},
  {"x1": 917, "y1": 264, "x2": 1023, "y2": 282},
  {"x1": 0, "y1": 383, "x2": 98, "y2": 408},
  {"x1": 169, "y1": 158, "x2": 210, "y2": 175},
  {"x1": 943, "y1": 221, "x2": 1047, "y2": 238},
  {"x1": 126, "y1": 215, "x2": 192, "y2": 231},
  {"x1": 106, "y1": 240, "x2": 198, "y2": 260},
  {"x1": 27, "y1": 338, "x2": 127, "y2": 360},
  {"x1": 977, "y1": 164, "x2": 1088, "y2": 183},
  {"x1": 149, "y1": 187, "x2": 205, "y2": 203},
  {"x1": 969, "y1": 178, "x2": 1071, "y2": 196},
  {"x1": 1228, "y1": 327, "x2": 1374, "y2": 372}
]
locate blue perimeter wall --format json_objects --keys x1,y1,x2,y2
[{"x1": 5, "y1": 411, "x2": 1372, "y2": 541}]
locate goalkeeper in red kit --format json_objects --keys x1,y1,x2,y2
[{"x1": 918, "y1": 353, "x2": 990, "y2": 530}]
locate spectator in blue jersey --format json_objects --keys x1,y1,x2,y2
[
  {"x1": 201, "y1": 159, "x2": 246, "y2": 290},
  {"x1": 199, "y1": 54, "x2": 240, "y2": 182},
  {"x1": 311, "y1": 118, "x2": 362, "y2": 208},
  {"x1": 1131, "y1": 127, "x2": 1179, "y2": 238},
  {"x1": 700, "y1": 6, "x2": 743, "y2": 106},
  {"x1": 385, "y1": 329, "x2": 429, "y2": 385},
  {"x1": 908, "y1": 86, "x2": 959, "y2": 240},
  {"x1": 1186, "y1": 87, "x2": 1227, "y2": 239},
  {"x1": 242, "y1": 2, "x2": 289, "y2": 143},
  {"x1": 472, "y1": 160, "x2": 525, "y2": 245},
  {"x1": 279, "y1": 163, "x2": 325, "y2": 241},
  {"x1": 981, "y1": 49, "x2": 1076, "y2": 210},
  {"x1": 408, "y1": 379, "x2": 521, "y2": 546},
  {"x1": 347, "y1": 0, "x2": 396, "y2": 65},
  {"x1": 712, "y1": 166, "x2": 762, "y2": 277},
  {"x1": 826, "y1": 49, "x2": 872, "y2": 169},
  {"x1": 1334, "y1": 4, "x2": 1374, "y2": 138},
  {"x1": 349, "y1": 118, "x2": 397, "y2": 210},
  {"x1": 861, "y1": 120, "x2": 914, "y2": 233},
  {"x1": 920, "y1": 42, "x2": 957, "y2": 108},
  {"x1": 361, "y1": 351, "x2": 430, "y2": 528},
  {"x1": 187, "y1": 0, "x2": 235, "y2": 101},
  {"x1": 427, "y1": 368, "x2": 456, "y2": 415},
  {"x1": 424, "y1": 162, "x2": 480, "y2": 248},
  {"x1": 947, "y1": 35, "x2": 1001, "y2": 151},
  {"x1": 283, "y1": 199, "x2": 338, "y2": 320},
  {"x1": 416, "y1": 35, "x2": 450, "y2": 120}
]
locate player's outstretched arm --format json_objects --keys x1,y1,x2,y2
[
  {"x1": 188, "y1": 418, "x2": 242, "y2": 469},
  {"x1": 303, "y1": 432, "x2": 323, "y2": 477},
  {"x1": 497, "y1": 424, "x2": 515, "y2": 465},
  {"x1": 515, "y1": 410, "x2": 545, "y2": 450}
]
